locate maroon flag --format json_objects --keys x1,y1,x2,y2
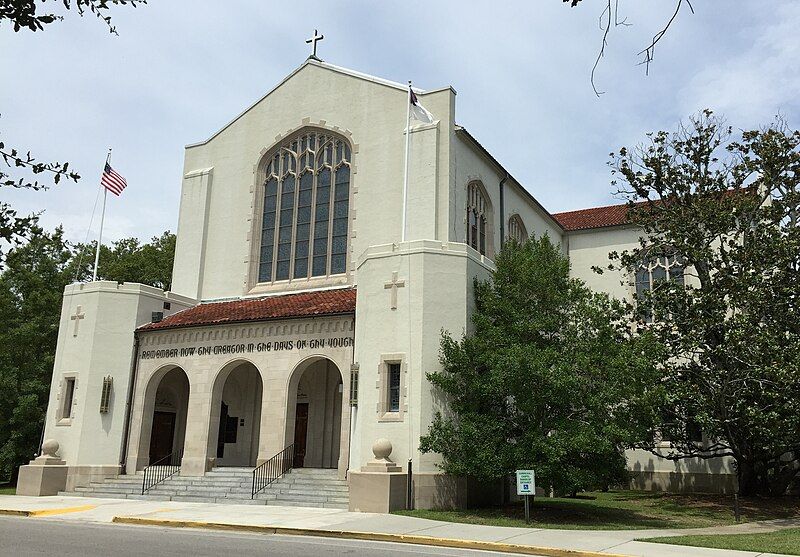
[{"x1": 101, "y1": 163, "x2": 127, "y2": 196}]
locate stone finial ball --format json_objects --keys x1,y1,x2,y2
[
  {"x1": 372, "y1": 438, "x2": 393, "y2": 460},
  {"x1": 42, "y1": 439, "x2": 59, "y2": 457}
]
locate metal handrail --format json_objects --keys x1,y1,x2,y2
[
  {"x1": 142, "y1": 449, "x2": 183, "y2": 494},
  {"x1": 251, "y1": 444, "x2": 295, "y2": 498}
]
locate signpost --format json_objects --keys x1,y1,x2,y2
[{"x1": 516, "y1": 470, "x2": 536, "y2": 524}]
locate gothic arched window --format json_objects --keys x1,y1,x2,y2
[
  {"x1": 507, "y1": 214, "x2": 528, "y2": 244},
  {"x1": 258, "y1": 132, "x2": 351, "y2": 283},
  {"x1": 635, "y1": 251, "x2": 685, "y2": 321},
  {"x1": 467, "y1": 182, "x2": 489, "y2": 255}
]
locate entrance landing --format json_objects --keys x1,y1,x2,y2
[{"x1": 60, "y1": 467, "x2": 348, "y2": 509}]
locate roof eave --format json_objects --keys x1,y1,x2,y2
[
  {"x1": 137, "y1": 309, "x2": 356, "y2": 334},
  {"x1": 454, "y1": 127, "x2": 565, "y2": 233},
  {"x1": 186, "y1": 59, "x2": 452, "y2": 148}
]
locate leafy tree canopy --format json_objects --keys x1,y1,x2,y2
[
  {"x1": 420, "y1": 235, "x2": 663, "y2": 495},
  {"x1": 0, "y1": 223, "x2": 175, "y2": 482},
  {"x1": 1, "y1": 0, "x2": 145, "y2": 34},
  {"x1": 608, "y1": 111, "x2": 800, "y2": 496},
  {"x1": 77, "y1": 231, "x2": 176, "y2": 290}
]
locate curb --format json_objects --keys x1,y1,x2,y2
[
  {"x1": 0, "y1": 509, "x2": 31, "y2": 517},
  {"x1": 0, "y1": 505, "x2": 96, "y2": 517},
  {"x1": 112, "y1": 516, "x2": 632, "y2": 557}
]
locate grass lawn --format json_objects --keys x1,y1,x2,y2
[
  {"x1": 394, "y1": 491, "x2": 800, "y2": 530},
  {"x1": 639, "y1": 527, "x2": 800, "y2": 555},
  {"x1": 0, "y1": 485, "x2": 15, "y2": 495}
]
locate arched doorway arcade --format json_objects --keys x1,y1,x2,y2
[
  {"x1": 133, "y1": 365, "x2": 190, "y2": 467},
  {"x1": 285, "y1": 357, "x2": 345, "y2": 469},
  {"x1": 206, "y1": 360, "x2": 263, "y2": 468}
]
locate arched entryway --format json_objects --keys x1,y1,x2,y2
[
  {"x1": 207, "y1": 360, "x2": 263, "y2": 467},
  {"x1": 285, "y1": 357, "x2": 344, "y2": 469},
  {"x1": 135, "y1": 365, "x2": 190, "y2": 466}
]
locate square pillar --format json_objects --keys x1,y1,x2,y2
[
  {"x1": 16, "y1": 441, "x2": 68, "y2": 496},
  {"x1": 181, "y1": 385, "x2": 213, "y2": 476}
]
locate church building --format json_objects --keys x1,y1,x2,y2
[{"x1": 18, "y1": 55, "x2": 734, "y2": 510}]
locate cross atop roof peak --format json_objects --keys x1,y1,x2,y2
[{"x1": 306, "y1": 29, "x2": 324, "y2": 60}]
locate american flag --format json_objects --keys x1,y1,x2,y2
[{"x1": 101, "y1": 163, "x2": 127, "y2": 196}]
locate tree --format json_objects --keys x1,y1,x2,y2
[
  {"x1": 607, "y1": 111, "x2": 800, "y2": 496},
  {"x1": 0, "y1": 226, "x2": 175, "y2": 482},
  {"x1": 420, "y1": 235, "x2": 663, "y2": 496},
  {"x1": 563, "y1": 0, "x2": 695, "y2": 96},
  {"x1": 1, "y1": 0, "x2": 145, "y2": 34},
  {"x1": 85, "y1": 231, "x2": 176, "y2": 290},
  {"x1": 0, "y1": 226, "x2": 78, "y2": 482},
  {"x1": 0, "y1": 134, "x2": 81, "y2": 265}
]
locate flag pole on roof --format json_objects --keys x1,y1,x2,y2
[
  {"x1": 401, "y1": 82, "x2": 412, "y2": 243},
  {"x1": 93, "y1": 149, "x2": 129, "y2": 281},
  {"x1": 401, "y1": 81, "x2": 435, "y2": 243}
]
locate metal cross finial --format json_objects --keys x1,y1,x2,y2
[{"x1": 306, "y1": 29, "x2": 324, "y2": 59}]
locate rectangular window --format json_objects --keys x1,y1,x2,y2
[
  {"x1": 349, "y1": 364, "x2": 359, "y2": 407},
  {"x1": 479, "y1": 216, "x2": 486, "y2": 255},
  {"x1": 61, "y1": 377, "x2": 76, "y2": 420},
  {"x1": 312, "y1": 169, "x2": 331, "y2": 277},
  {"x1": 259, "y1": 178, "x2": 278, "y2": 283},
  {"x1": 330, "y1": 167, "x2": 349, "y2": 275},
  {"x1": 275, "y1": 175, "x2": 295, "y2": 281},
  {"x1": 387, "y1": 363, "x2": 401, "y2": 412},
  {"x1": 294, "y1": 173, "x2": 313, "y2": 279}
]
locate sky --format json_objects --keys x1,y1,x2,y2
[{"x1": 2, "y1": 0, "x2": 799, "y2": 244}]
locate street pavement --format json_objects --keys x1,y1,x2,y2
[
  {"x1": 0, "y1": 495, "x2": 798, "y2": 557},
  {"x1": 0, "y1": 516, "x2": 526, "y2": 557}
]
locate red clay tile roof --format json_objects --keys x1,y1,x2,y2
[
  {"x1": 139, "y1": 287, "x2": 356, "y2": 331},
  {"x1": 552, "y1": 201, "x2": 639, "y2": 231}
]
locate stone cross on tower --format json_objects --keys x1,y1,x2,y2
[
  {"x1": 306, "y1": 29, "x2": 324, "y2": 60},
  {"x1": 383, "y1": 272, "x2": 405, "y2": 310},
  {"x1": 70, "y1": 305, "x2": 85, "y2": 337}
]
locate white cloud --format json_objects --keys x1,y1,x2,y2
[
  {"x1": 678, "y1": 2, "x2": 800, "y2": 126},
  {"x1": 1, "y1": 0, "x2": 798, "y2": 243}
]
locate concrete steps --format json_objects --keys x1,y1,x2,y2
[
  {"x1": 60, "y1": 467, "x2": 349, "y2": 509},
  {"x1": 255, "y1": 469, "x2": 348, "y2": 509}
]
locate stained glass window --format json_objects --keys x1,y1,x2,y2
[
  {"x1": 508, "y1": 214, "x2": 528, "y2": 244},
  {"x1": 258, "y1": 132, "x2": 352, "y2": 283},
  {"x1": 467, "y1": 182, "x2": 489, "y2": 256},
  {"x1": 635, "y1": 252, "x2": 685, "y2": 322}
]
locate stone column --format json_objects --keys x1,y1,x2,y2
[
  {"x1": 125, "y1": 374, "x2": 154, "y2": 474},
  {"x1": 336, "y1": 362, "x2": 352, "y2": 479},
  {"x1": 257, "y1": 375, "x2": 287, "y2": 464},
  {"x1": 180, "y1": 383, "x2": 213, "y2": 476}
]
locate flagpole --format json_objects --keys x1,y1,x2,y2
[
  {"x1": 401, "y1": 81, "x2": 412, "y2": 243},
  {"x1": 92, "y1": 149, "x2": 112, "y2": 282}
]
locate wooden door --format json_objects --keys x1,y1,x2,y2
[
  {"x1": 149, "y1": 411, "x2": 176, "y2": 464},
  {"x1": 293, "y1": 403, "x2": 309, "y2": 468}
]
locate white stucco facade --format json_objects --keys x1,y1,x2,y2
[{"x1": 27, "y1": 58, "x2": 735, "y2": 506}]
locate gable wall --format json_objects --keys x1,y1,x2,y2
[{"x1": 171, "y1": 63, "x2": 455, "y2": 301}]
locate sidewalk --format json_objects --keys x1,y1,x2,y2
[{"x1": 0, "y1": 495, "x2": 796, "y2": 557}]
